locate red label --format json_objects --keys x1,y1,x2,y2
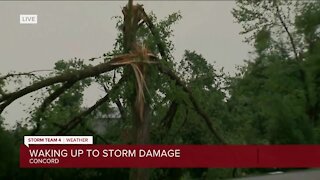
[{"x1": 20, "y1": 145, "x2": 320, "y2": 168}]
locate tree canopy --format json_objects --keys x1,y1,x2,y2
[{"x1": 1, "y1": 0, "x2": 320, "y2": 179}]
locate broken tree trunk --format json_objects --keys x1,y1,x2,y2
[{"x1": 122, "y1": 0, "x2": 151, "y2": 179}]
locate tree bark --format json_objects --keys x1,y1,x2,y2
[{"x1": 122, "y1": 1, "x2": 151, "y2": 179}]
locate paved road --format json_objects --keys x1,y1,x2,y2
[{"x1": 233, "y1": 169, "x2": 320, "y2": 180}]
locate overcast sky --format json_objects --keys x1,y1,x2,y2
[{"x1": 0, "y1": 1, "x2": 251, "y2": 128}]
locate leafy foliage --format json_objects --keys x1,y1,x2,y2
[{"x1": 0, "y1": 0, "x2": 320, "y2": 179}]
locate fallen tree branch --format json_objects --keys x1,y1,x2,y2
[
  {"x1": 140, "y1": 8, "x2": 168, "y2": 61},
  {"x1": 0, "y1": 54, "x2": 143, "y2": 114},
  {"x1": 141, "y1": 9, "x2": 226, "y2": 143},
  {"x1": 31, "y1": 80, "x2": 77, "y2": 135},
  {"x1": 140, "y1": 9, "x2": 226, "y2": 143},
  {"x1": 56, "y1": 76, "x2": 126, "y2": 135},
  {"x1": 115, "y1": 98, "x2": 126, "y2": 122},
  {"x1": 160, "y1": 100, "x2": 179, "y2": 130},
  {"x1": 0, "y1": 70, "x2": 53, "y2": 81},
  {"x1": 157, "y1": 63, "x2": 227, "y2": 144}
]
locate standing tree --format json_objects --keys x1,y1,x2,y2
[{"x1": 0, "y1": 0, "x2": 227, "y2": 179}]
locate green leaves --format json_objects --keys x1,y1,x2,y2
[{"x1": 228, "y1": 0, "x2": 320, "y2": 147}]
